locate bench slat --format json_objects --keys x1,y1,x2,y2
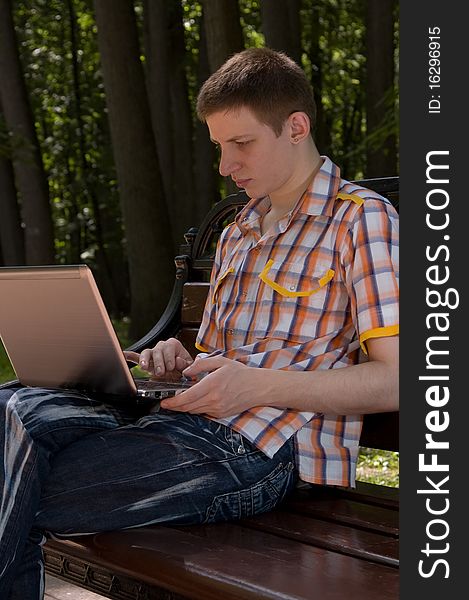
[
  {"x1": 242, "y1": 510, "x2": 398, "y2": 567},
  {"x1": 311, "y1": 481, "x2": 399, "y2": 510},
  {"x1": 285, "y1": 492, "x2": 398, "y2": 536},
  {"x1": 45, "y1": 522, "x2": 398, "y2": 600},
  {"x1": 293, "y1": 484, "x2": 399, "y2": 513}
]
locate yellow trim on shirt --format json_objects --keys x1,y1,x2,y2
[
  {"x1": 318, "y1": 269, "x2": 335, "y2": 287},
  {"x1": 195, "y1": 341, "x2": 209, "y2": 353},
  {"x1": 259, "y1": 259, "x2": 334, "y2": 297},
  {"x1": 359, "y1": 325, "x2": 399, "y2": 354},
  {"x1": 212, "y1": 267, "x2": 235, "y2": 303},
  {"x1": 337, "y1": 192, "x2": 365, "y2": 206}
]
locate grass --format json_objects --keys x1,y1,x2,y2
[
  {"x1": 111, "y1": 316, "x2": 133, "y2": 349},
  {"x1": 0, "y1": 341, "x2": 15, "y2": 383},
  {"x1": 356, "y1": 448, "x2": 399, "y2": 487},
  {"x1": 1, "y1": 320, "x2": 399, "y2": 488}
]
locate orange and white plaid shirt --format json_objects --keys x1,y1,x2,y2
[{"x1": 196, "y1": 156, "x2": 399, "y2": 487}]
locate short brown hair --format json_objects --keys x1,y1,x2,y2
[{"x1": 196, "y1": 47, "x2": 316, "y2": 137}]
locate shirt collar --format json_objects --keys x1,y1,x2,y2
[
  {"x1": 235, "y1": 156, "x2": 342, "y2": 235},
  {"x1": 296, "y1": 156, "x2": 341, "y2": 218}
]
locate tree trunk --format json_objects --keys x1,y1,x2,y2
[
  {"x1": 365, "y1": 0, "x2": 397, "y2": 176},
  {"x1": 168, "y1": 0, "x2": 197, "y2": 242},
  {"x1": 0, "y1": 144, "x2": 25, "y2": 265},
  {"x1": 193, "y1": 12, "x2": 220, "y2": 225},
  {"x1": 94, "y1": 0, "x2": 174, "y2": 340},
  {"x1": 307, "y1": 3, "x2": 331, "y2": 155},
  {"x1": 144, "y1": 0, "x2": 197, "y2": 246},
  {"x1": 201, "y1": 0, "x2": 244, "y2": 72},
  {"x1": 143, "y1": 0, "x2": 173, "y2": 209},
  {"x1": 0, "y1": 0, "x2": 54, "y2": 264},
  {"x1": 67, "y1": 0, "x2": 121, "y2": 314},
  {"x1": 201, "y1": 0, "x2": 244, "y2": 196},
  {"x1": 260, "y1": 0, "x2": 302, "y2": 65},
  {"x1": 66, "y1": 0, "x2": 85, "y2": 264}
]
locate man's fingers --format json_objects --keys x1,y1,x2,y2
[
  {"x1": 161, "y1": 378, "x2": 208, "y2": 409},
  {"x1": 123, "y1": 351, "x2": 140, "y2": 365},
  {"x1": 160, "y1": 343, "x2": 179, "y2": 372},
  {"x1": 160, "y1": 389, "x2": 209, "y2": 413},
  {"x1": 138, "y1": 349, "x2": 153, "y2": 371},
  {"x1": 139, "y1": 339, "x2": 193, "y2": 376},
  {"x1": 183, "y1": 355, "x2": 227, "y2": 377},
  {"x1": 176, "y1": 356, "x2": 193, "y2": 371},
  {"x1": 148, "y1": 343, "x2": 170, "y2": 375}
]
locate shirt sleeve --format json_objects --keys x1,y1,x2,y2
[{"x1": 341, "y1": 197, "x2": 399, "y2": 353}]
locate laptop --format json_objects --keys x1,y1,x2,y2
[{"x1": 0, "y1": 265, "x2": 194, "y2": 405}]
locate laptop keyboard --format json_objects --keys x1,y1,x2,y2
[{"x1": 135, "y1": 378, "x2": 193, "y2": 391}]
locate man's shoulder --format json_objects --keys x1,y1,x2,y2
[
  {"x1": 338, "y1": 180, "x2": 392, "y2": 206},
  {"x1": 220, "y1": 219, "x2": 241, "y2": 240},
  {"x1": 215, "y1": 220, "x2": 243, "y2": 258},
  {"x1": 334, "y1": 180, "x2": 398, "y2": 223}
]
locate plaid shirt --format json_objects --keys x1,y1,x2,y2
[{"x1": 196, "y1": 157, "x2": 399, "y2": 487}]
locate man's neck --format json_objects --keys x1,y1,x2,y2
[
  {"x1": 268, "y1": 143, "x2": 322, "y2": 216},
  {"x1": 259, "y1": 145, "x2": 323, "y2": 237}
]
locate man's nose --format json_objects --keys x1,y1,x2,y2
[{"x1": 218, "y1": 148, "x2": 239, "y2": 177}]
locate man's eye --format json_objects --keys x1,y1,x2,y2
[{"x1": 235, "y1": 141, "x2": 250, "y2": 147}]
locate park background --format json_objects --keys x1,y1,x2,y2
[{"x1": 0, "y1": 0, "x2": 399, "y2": 486}]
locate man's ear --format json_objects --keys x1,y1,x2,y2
[{"x1": 288, "y1": 112, "x2": 310, "y2": 143}]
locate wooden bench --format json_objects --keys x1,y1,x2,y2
[{"x1": 3, "y1": 177, "x2": 399, "y2": 600}]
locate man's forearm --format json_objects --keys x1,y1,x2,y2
[{"x1": 255, "y1": 359, "x2": 398, "y2": 415}]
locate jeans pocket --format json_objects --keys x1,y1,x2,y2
[
  {"x1": 223, "y1": 427, "x2": 258, "y2": 456},
  {"x1": 253, "y1": 459, "x2": 296, "y2": 513},
  {"x1": 205, "y1": 460, "x2": 296, "y2": 523}
]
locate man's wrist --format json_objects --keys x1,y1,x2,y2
[{"x1": 250, "y1": 367, "x2": 289, "y2": 410}]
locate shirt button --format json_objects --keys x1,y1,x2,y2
[
  {"x1": 289, "y1": 285, "x2": 295, "y2": 291},
  {"x1": 241, "y1": 291, "x2": 247, "y2": 296},
  {"x1": 227, "y1": 329, "x2": 234, "y2": 335}
]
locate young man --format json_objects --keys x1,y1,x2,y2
[{"x1": 0, "y1": 48, "x2": 398, "y2": 599}]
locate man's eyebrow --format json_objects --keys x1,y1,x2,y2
[{"x1": 210, "y1": 135, "x2": 252, "y2": 143}]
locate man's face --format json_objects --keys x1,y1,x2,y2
[{"x1": 206, "y1": 106, "x2": 297, "y2": 199}]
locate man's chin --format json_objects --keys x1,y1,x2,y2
[{"x1": 237, "y1": 181, "x2": 263, "y2": 198}]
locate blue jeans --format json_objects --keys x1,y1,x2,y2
[{"x1": 0, "y1": 386, "x2": 297, "y2": 599}]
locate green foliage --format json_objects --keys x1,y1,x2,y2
[
  {"x1": 111, "y1": 317, "x2": 132, "y2": 349},
  {"x1": 0, "y1": 341, "x2": 15, "y2": 384},
  {"x1": 301, "y1": 0, "x2": 368, "y2": 177},
  {"x1": 357, "y1": 448, "x2": 399, "y2": 487},
  {"x1": 239, "y1": 0, "x2": 264, "y2": 48}
]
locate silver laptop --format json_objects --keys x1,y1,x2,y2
[{"x1": 0, "y1": 265, "x2": 193, "y2": 405}]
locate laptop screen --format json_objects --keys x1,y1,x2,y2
[{"x1": 0, "y1": 265, "x2": 138, "y2": 397}]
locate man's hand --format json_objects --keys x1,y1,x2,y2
[
  {"x1": 124, "y1": 338, "x2": 193, "y2": 379},
  {"x1": 160, "y1": 356, "x2": 257, "y2": 418}
]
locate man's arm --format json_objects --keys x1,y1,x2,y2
[{"x1": 160, "y1": 335, "x2": 398, "y2": 417}]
